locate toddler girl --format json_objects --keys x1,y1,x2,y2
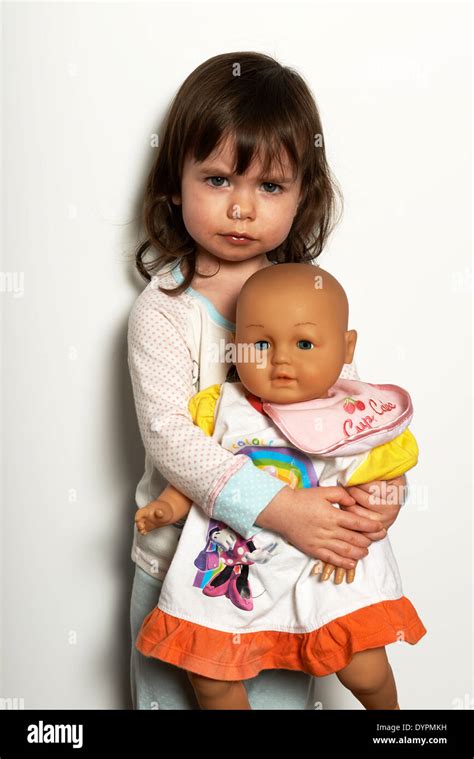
[{"x1": 128, "y1": 51, "x2": 406, "y2": 710}]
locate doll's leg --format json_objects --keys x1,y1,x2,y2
[
  {"x1": 335, "y1": 647, "x2": 399, "y2": 710},
  {"x1": 187, "y1": 671, "x2": 251, "y2": 710}
]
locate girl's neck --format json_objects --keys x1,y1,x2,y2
[
  {"x1": 180, "y1": 249, "x2": 273, "y2": 326},
  {"x1": 184, "y1": 249, "x2": 272, "y2": 283}
]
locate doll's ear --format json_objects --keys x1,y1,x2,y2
[{"x1": 344, "y1": 330, "x2": 357, "y2": 364}]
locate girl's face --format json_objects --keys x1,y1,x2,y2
[{"x1": 172, "y1": 135, "x2": 303, "y2": 262}]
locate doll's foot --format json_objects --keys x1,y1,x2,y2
[
  {"x1": 316, "y1": 562, "x2": 357, "y2": 584},
  {"x1": 135, "y1": 500, "x2": 174, "y2": 535}
]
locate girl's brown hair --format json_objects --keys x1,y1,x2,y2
[{"x1": 135, "y1": 51, "x2": 343, "y2": 295}]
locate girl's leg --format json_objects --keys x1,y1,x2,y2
[
  {"x1": 246, "y1": 669, "x2": 313, "y2": 709},
  {"x1": 335, "y1": 647, "x2": 400, "y2": 710},
  {"x1": 187, "y1": 672, "x2": 251, "y2": 710},
  {"x1": 130, "y1": 564, "x2": 199, "y2": 710}
]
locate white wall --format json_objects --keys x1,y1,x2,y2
[{"x1": 1, "y1": 1, "x2": 471, "y2": 709}]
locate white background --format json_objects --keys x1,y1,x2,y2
[{"x1": 1, "y1": 1, "x2": 472, "y2": 709}]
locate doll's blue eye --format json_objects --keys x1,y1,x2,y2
[
  {"x1": 255, "y1": 340, "x2": 270, "y2": 351},
  {"x1": 297, "y1": 340, "x2": 314, "y2": 350}
]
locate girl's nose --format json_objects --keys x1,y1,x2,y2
[{"x1": 227, "y1": 193, "x2": 256, "y2": 221}]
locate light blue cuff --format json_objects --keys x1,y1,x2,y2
[{"x1": 213, "y1": 460, "x2": 287, "y2": 538}]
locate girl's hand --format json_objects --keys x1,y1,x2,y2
[
  {"x1": 344, "y1": 474, "x2": 407, "y2": 538},
  {"x1": 316, "y1": 475, "x2": 408, "y2": 584},
  {"x1": 258, "y1": 486, "x2": 386, "y2": 571}
]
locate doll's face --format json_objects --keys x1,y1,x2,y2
[
  {"x1": 234, "y1": 265, "x2": 357, "y2": 403},
  {"x1": 171, "y1": 133, "x2": 302, "y2": 263}
]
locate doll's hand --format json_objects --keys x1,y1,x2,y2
[
  {"x1": 135, "y1": 499, "x2": 175, "y2": 535},
  {"x1": 344, "y1": 475, "x2": 407, "y2": 539},
  {"x1": 312, "y1": 560, "x2": 357, "y2": 584}
]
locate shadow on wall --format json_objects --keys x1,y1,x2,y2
[{"x1": 109, "y1": 303, "x2": 150, "y2": 709}]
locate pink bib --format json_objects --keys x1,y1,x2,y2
[{"x1": 261, "y1": 379, "x2": 413, "y2": 456}]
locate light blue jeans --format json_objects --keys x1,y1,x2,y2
[{"x1": 130, "y1": 563, "x2": 315, "y2": 709}]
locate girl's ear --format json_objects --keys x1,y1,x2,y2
[
  {"x1": 344, "y1": 329, "x2": 357, "y2": 364},
  {"x1": 171, "y1": 193, "x2": 182, "y2": 205}
]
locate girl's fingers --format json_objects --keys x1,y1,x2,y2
[
  {"x1": 363, "y1": 532, "x2": 387, "y2": 543},
  {"x1": 346, "y1": 484, "x2": 383, "y2": 507},
  {"x1": 340, "y1": 503, "x2": 384, "y2": 521},
  {"x1": 325, "y1": 539, "x2": 369, "y2": 562},
  {"x1": 326, "y1": 525, "x2": 373, "y2": 549},
  {"x1": 337, "y1": 510, "x2": 385, "y2": 535},
  {"x1": 339, "y1": 505, "x2": 389, "y2": 535},
  {"x1": 314, "y1": 552, "x2": 358, "y2": 571},
  {"x1": 324, "y1": 487, "x2": 357, "y2": 506}
]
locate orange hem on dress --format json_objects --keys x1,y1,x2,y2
[{"x1": 135, "y1": 597, "x2": 427, "y2": 681}]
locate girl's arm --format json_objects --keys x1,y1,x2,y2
[{"x1": 128, "y1": 287, "x2": 286, "y2": 539}]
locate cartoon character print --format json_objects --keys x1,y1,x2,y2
[{"x1": 193, "y1": 519, "x2": 280, "y2": 611}]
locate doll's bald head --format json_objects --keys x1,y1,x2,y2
[{"x1": 234, "y1": 263, "x2": 357, "y2": 402}]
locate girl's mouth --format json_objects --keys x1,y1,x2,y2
[{"x1": 220, "y1": 234, "x2": 256, "y2": 245}]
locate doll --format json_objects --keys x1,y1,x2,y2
[{"x1": 133, "y1": 263, "x2": 426, "y2": 710}]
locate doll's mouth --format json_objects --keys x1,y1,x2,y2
[{"x1": 272, "y1": 373, "x2": 295, "y2": 380}]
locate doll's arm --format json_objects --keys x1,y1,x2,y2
[
  {"x1": 135, "y1": 484, "x2": 193, "y2": 535},
  {"x1": 343, "y1": 428, "x2": 419, "y2": 487}
]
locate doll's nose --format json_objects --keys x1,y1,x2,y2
[{"x1": 272, "y1": 348, "x2": 291, "y2": 365}]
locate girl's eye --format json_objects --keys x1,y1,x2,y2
[
  {"x1": 297, "y1": 340, "x2": 314, "y2": 350},
  {"x1": 206, "y1": 176, "x2": 229, "y2": 188},
  {"x1": 262, "y1": 182, "x2": 283, "y2": 194},
  {"x1": 205, "y1": 177, "x2": 283, "y2": 193},
  {"x1": 255, "y1": 340, "x2": 270, "y2": 351}
]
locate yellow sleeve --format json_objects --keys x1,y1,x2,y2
[
  {"x1": 187, "y1": 383, "x2": 222, "y2": 436},
  {"x1": 346, "y1": 427, "x2": 419, "y2": 486}
]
